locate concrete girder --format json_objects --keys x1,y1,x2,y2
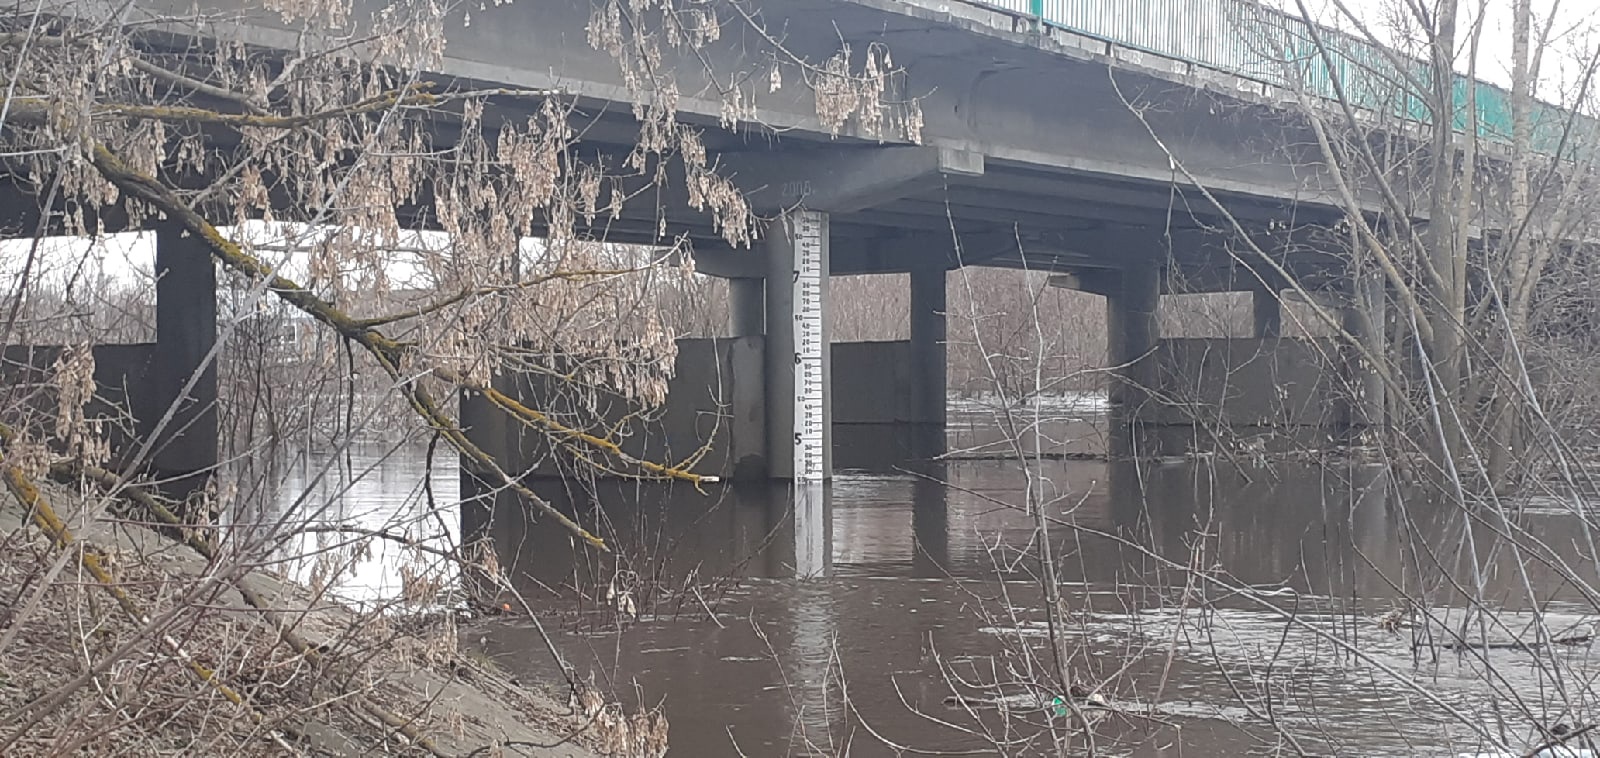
[
  {"x1": 927, "y1": 232, "x2": 1324, "y2": 284},
  {"x1": 96, "y1": 0, "x2": 1539, "y2": 246},
  {"x1": 1048, "y1": 260, "x2": 1346, "y2": 295},
  {"x1": 690, "y1": 230, "x2": 1018, "y2": 277},
  {"x1": 1045, "y1": 269, "x2": 1121, "y2": 297},
  {"x1": 887, "y1": 192, "x2": 1174, "y2": 229},
  {"x1": 1044, "y1": 266, "x2": 1242, "y2": 296},
  {"x1": 723, "y1": 145, "x2": 985, "y2": 214},
  {"x1": 1037, "y1": 225, "x2": 1347, "y2": 260},
  {"x1": 878, "y1": 197, "x2": 1166, "y2": 236},
  {"x1": 954, "y1": 167, "x2": 1343, "y2": 226},
  {"x1": 1042, "y1": 260, "x2": 1332, "y2": 297},
  {"x1": 687, "y1": 247, "x2": 767, "y2": 279},
  {"x1": 121, "y1": 0, "x2": 1367, "y2": 221},
  {"x1": 1164, "y1": 264, "x2": 1348, "y2": 295},
  {"x1": 1281, "y1": 288, "x2": 1355, "y2": 308},
  {"x1": 825, "y1": 207, "x2": 1011, "y2": 235},
  {"x1": 0, "y1": 178, "x2": 136, "y2": 237},
  {"x1": 938, "y1": 224, "x2": 1351, "y2": 287},
  {"x1": 830, "y1": 231, "x2": 1018, "y2": 274},
  {"x1": 514, "y1": 144, "x2": 989, "y2": 243}
]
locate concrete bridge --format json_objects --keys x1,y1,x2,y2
[
  {"x1": 423, "y1": 0, "x2": 1552, "y2": 480},
  {"x1": 8, "y1": 0, "x2": 1583, "y2": 490}
]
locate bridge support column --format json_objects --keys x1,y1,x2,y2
[
  {"x1": 151, "y1": 221, "x2": 218, "y2": 501},
  {"x1": 1343, "y1": 273, "x2": 1386, "y2": 433},
  {"x1": 1253, "y1": 287, "x2": 1282, "y2": 339},
  {"x1": 1107, "y1": 262, "x2": 1159, "y2": 459},
  {"x1": 911, "y1": 469, "x2": 949, "y2": 577},
  {"x1": 764, "y1": 211, "x2": 831, "y2": 479},
  {"x1": 909, "y1": 266, "x2": 947, "y2": 459},
  {"x1": 728, "y1": 277, "x2": 765, "y2": 337},
  {"x1": 1107, "y1": 262, "x2": 1160, "y2": 410},
  {"x1": 460, "y1": 372, "x2": 515, "y2": 548}
]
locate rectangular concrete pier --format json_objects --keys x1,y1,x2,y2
[{"x1": 150, "y1": 222, "x2": 218, "y2": 495}]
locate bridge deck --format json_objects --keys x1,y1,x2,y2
[
  {"x1": 963, "y1": 0, "x2": 1585, "y2": 155},
  {"x1": 60, "y1": 0, "x2": 1558, "y2": 281}
]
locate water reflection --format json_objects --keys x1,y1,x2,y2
[
  {"x1": 792, "y1": 482, "x2": 829, "y2": 579},
  {"x1": 262, "y1": 444, "x2": 460, "y2": 607},
  {"x1": 483, "y1": 462, "x2": 1600, "y2": 755},
  {"x1": 911, "y1": 473, "x2": 949, "y2": 576},
  {"x1": 269, "y1": 405, "x2": 1600, "y2": 756}
]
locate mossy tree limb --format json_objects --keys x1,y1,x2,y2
[
  {"x1": 0, "y1": 427, "x2": 296, "y2": 752},
  {"x1": 0, "y1": 424, "x2": 453, "y2": 755},
  {"x1": 87, "y1": 141, "x2": 616, "y2": 551}
]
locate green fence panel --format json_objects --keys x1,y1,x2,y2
[{"x1": 954, "y1": 0, "x2": 1591, "y2": 157}]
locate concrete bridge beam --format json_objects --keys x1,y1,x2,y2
[
  {"x1": 730, "y1": 146, "x2": 984, "y2": 214},
  {"x1": 691, "y1": 230, "x2": 1014, "y2": 278},
  {"x1": 1046, "y1": 269, "x2": 1119, "y2": 297}
]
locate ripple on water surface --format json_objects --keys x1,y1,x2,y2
[{"x1": 268, "y1": 423, "x2": 1600, "y2": 756}]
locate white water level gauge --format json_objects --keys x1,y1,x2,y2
[{"x1": 789, "y1": 210, "x2": 826, "y2": 481}]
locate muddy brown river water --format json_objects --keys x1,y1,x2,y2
[{"x1": 272, "y1": 398, "x2": 1600, "y2": 757}]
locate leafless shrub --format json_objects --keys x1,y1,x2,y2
[{"x1": 0, "y1": 0, "x2": 921, "y2": 752}]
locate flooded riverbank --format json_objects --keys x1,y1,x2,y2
[{"x1": 267, "y1": 397, "x2": 1600, "y2": 756}]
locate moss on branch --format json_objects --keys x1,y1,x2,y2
[
  {"x1": 41, "y1": 457, "x2": 449, "y2": 756},
  {"x1": 86, "y1": 141, "x2": 613, "y2": 552},
  {"x1": 0, "y1": 424, "x2": 288, "y2": 749},
  {"x1": 448, "y1": 370, "x2": 711, "y2": 486}
]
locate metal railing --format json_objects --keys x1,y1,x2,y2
[{"x1": 964, "y1": 0, "x2": 1583, "y2": 155}]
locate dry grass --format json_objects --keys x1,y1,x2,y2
[{"x1": 0, "y1": 483, "x2": 660, "y2": 757}]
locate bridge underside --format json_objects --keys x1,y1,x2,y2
[
  {"x1": 3, "y1": 0, "x2": 1426, "y2": 489},
  {"x1": 37, "y1": 0, "x2": 1415, "y2": 270}
]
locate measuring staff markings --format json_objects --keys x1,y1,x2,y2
[{"x1": 788, "y1": 211, "x2": 826, "y2": 481}]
